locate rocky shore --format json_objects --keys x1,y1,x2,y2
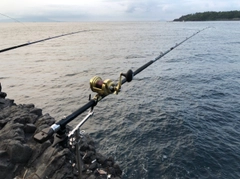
[{"x1": 0, "y1": 83, "x2": 122, "y2": 179}]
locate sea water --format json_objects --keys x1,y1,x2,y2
[{"x1": 0, "y1": 21, "x2": 240, "y2": 178}]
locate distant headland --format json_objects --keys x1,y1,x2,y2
[{"x1": 173, "y1": 10, "x2": 240, "y2": 21}]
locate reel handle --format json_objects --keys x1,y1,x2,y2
[{"x1": 90, "y1": 69, "x2": 133, "y2": 98}]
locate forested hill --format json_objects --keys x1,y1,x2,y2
[{"x1": 173, "y1": 11, "x2": 240, "y2": 21}]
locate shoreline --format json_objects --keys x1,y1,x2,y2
[{"x1": 0, "y1": 84, "x2": 122, "y2": 179}]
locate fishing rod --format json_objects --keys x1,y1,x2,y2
[
  {"x1": 0, "y1": 30, "x2": 89, "y2": 53},
  {"x1": 0, "y1": 13, "x2": 91, "y2": 53},
  {"x1": 34, "y1": 27, "x2": 209, "y2": 145},
  {"x1": 123, "y1": 26, "x2": 209, "y2": 84}
]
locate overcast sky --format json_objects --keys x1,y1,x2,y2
[{"x1": 1, "y1": 0, "x2": 240, "y2": 21}]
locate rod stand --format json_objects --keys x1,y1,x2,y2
[
  {"x1": 75, "y1": 128, "x2": 82, "y2": 179},
  {"x1": 46, "y1": 126, "x2": 67, "y2": 147}
]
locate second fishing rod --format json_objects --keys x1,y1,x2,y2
[{"x1": 34, "y1": 27, "x2": 209, "y2": 144}]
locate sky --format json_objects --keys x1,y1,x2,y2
[{"x1": 1, "y1": 0, "x2": 240, "y2": 21}]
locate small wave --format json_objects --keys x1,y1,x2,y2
[
  {"x1": 133, "y1": 76, "x2": 152, "y2": 81},
  {"x1": 105, "y1": 55, "x2": 119, "y2": 60},
  {"x1": 125, "y1": 54, "x2": 145, "y2": 59},
  {"x1": 0, "y1": 77, "x2": 9, "y2": 79},
  {"x1": 35, "y1": 60, "x2": 46, "y2": 62},
  {"x1": 166, "y1": 58, "x2": 182, "y2": 63},
  {"x1": 226, "y1": 41, "x2": 240, "y2": 45},
  {"x1": 200, "y1": 89, "x2": 227, "y2": 99},
  {"x1": 65, "y1": 73, "x2": 80, "y2": 77}
]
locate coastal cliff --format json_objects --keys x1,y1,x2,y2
[
  {"x1": 173, "y1": 10, "x2": 240, "y2": 21},
  {"x1": 0, "y1": 84, "x2": 122, "y2": 179}
]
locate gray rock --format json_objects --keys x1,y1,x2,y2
[
  {"x1": 0, "y1": 150, "x2": 7, "y2": 157},
  {"x1": 0, "y1": 91, "x2": 122, "y2": 179},
  {"x1": 0, "y1": 92, "x2": 7, "y2": 98},
  {"x1": 0, "y1": 119, "x2": 8, "y2": 129},
  {"x1": 24, "y1": 123, "x2": 37, "y2": 133},
  {"x1": 108, "y1": 167, "x2": 116, "y2": 176},
  {"x1": 87, "y1": 175, "x2": 96, "y2": 179},
  {"x1": 35, "y1": 113, "x2": 55, "y2": 127},
  {"x1": 89, "y1": 162, "x2": 98, "y2": 171},
  {"x1": 30, "y1": 108, "x2": 42, "y2": 116},
  {"x1": 0, "y1": 98, "x2": 14, "y2": 109},
  {"x1": 23, "y1": 104, "x2": 35, "y2": 108},
  {"x1": 6, "y1": 141, "x2": 32, "y2": 163},
  {"x1": 0, "y1": 160, "x2": 14, "y2": 179},
  {"x1": 80, "y1": 142, "x2": 90, "y2": 151},
  {"x1": 113, "y1": 164, "x2": 122, "y2": 176},
  {"x1": 96, "y1": 152, "x2": 107, "y2": 164}
]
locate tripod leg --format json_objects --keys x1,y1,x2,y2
[{"x1": 75, "y1": 128, "x2": 82, "y2": 179}]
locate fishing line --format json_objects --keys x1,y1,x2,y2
[
  {"x1": 0, "y1": 12, "x2": 34, "y2": 39},
  {"x1": 121, "y1": 26, "x2": 210, "y2": 84},
  {"x1": 34, "y1": 26, "x2": 210, "y2": 144},
  {"x1": 0, "y1": 30, "x2": 90, "y2": 53},
  {"x1": 0, "y1": 13, "x2": 92, "y2": 53},
  {"x1": 0, "y1": 12, "x2": 30, "y2": 29}
]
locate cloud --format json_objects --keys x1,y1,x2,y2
[{"x1": 1, "y1": 0, "x2": 240, "y2": 21}]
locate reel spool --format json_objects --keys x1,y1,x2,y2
[{"x1": 89, "y1": 69, "x2": 133, "y2": 99}]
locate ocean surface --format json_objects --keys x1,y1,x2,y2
[{"x1": 0, "y1": 21, "x2": 240, "y2": 179}]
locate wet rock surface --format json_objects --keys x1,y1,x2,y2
[{"x1": 0, "y1": 86, "x2": 122, "y2": 179}]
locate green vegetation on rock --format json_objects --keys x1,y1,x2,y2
[{"x1": 173, "y1": 10, "x2": 240, "y2": 21}]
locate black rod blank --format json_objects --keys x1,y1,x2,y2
[
  {"x1": 0, "y1": 30, "x2": 89, "y2": 53},
  {"x1": 57, "y1": 99, "x2": 96, "y2": 127},
  {"x1": 122, "y1": 27, "x2": 209, "y2": 85},
  {"x1": 133, "y1": 27, "x2": 208, "y2": 80}
]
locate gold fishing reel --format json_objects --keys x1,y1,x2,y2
[
  {"x1": 90, "y1": 69, "x2": 133, "y2": 100},
  {"x1": 90, "y1": 77, "x2": 115, "y2": 97}
]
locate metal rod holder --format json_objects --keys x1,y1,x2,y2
[{"x1": 75, "y1": 128, "x2": 82, "y2": 179}]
